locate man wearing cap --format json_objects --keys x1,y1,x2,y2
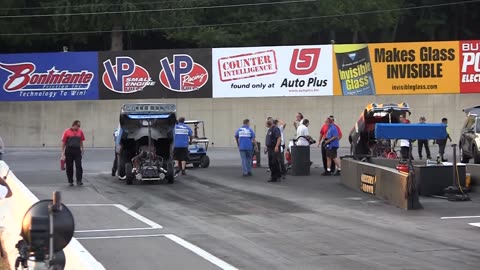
[
  {"x1": 417, "y1": 116, "x2": 432, "y2": 160},
  {"x1": 235, "y1": 119, "x2": 257, "y2": 177},
  {"x1": 324, "y1": 118, "x2": 341, "y2": 176},
  {"x1": 318, "y1": 116, "x2": 342, "y2": 176}
]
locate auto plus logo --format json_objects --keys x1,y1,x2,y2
[
  {"x1": 102, "y1": 56, "x2": 155, "y2": 93},
  {"x1": 281, "y1": 48, "x2": 327, "y2": 89},
  {"x1": 0, "y1": 62, "x2": 94, "y2": 91},
  {"x1": 159, "y1": 54, "x2": 208, "y2": 92}
]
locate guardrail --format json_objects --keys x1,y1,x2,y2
[{"x1": 0, "y1": 161, "x2": 105, "y2": 270}]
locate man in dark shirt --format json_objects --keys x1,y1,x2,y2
[
  {"x1": 265, "y1": 120, "x2": 282, "y2": 182},
  {"x1": 61, "y1": 120, "x2": 85, "y2": 186}
]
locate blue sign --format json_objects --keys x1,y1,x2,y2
[{"x1": 0, "y1": 52, "x2": 98, "y2": 101}]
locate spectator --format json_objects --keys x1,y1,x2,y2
[
  {"x1": 324, "y1": 118, "x2": 341, "y2": 176},
  {"x1": 318, "y1": 116, "x2": 342, "y2": 176},
  {"x1": 293, "y1": 112, "x2": 304, "y2": 131},
  {"x1": 265, "y1": 120, "x2": 282, "y2": 182},
  {"x1": 61, "y1": 120, "x2": 85, "y2": 186},
  {"x1": 274, "y1": 119, "x2": 287, "y2": 178},
  {"x1": 0, "y1": 174, "x2": 12, "y2": 199},
  {"x1": 435, "y1": 117, "x2": 452, "y2": 162},
  {"x1": 296, "y1": 119, "x2": 312, "y2": 146},
  {"x1": 397, "y1": 115, "x2": 414, "y2": 160},
  {"x1": 174, "y1": 117, "x2": 193, "y2": 176},
  {"x1": 235, "y1": 119, "x2": 256, "y2": 177},
  {"x1": 0, "y1": 136, "x2": 4, "y2": 160},
  {"x1": 417, "y1": 116, "x2": 432, "y2": 160}
]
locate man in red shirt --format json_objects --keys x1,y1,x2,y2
[
  {"x1": 61, "y1": 120, "x2": 85, "y2": 186},
  {"x1": 317, "y1": 116, "x2": 342, "y2": 176}
]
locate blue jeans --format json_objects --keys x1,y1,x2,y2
[{"x1": 239, "y1": 150, "x2": 253, "y2": 175}]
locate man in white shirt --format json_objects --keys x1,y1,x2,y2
[
  {"x1": 296, "y1": 119, "x2": 312, "y2": 146},
  {"x1": 293, "y1": 112, "x2": 304, "y2": 131},
  {"x1": 0, "y1": 175, "x2": 12, "y2": 199}
]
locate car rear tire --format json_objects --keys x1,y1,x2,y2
[
  {"x1": 200, "y1": 155, "x2": 210, "y2": 168},
  {"x1": 118, "y1": 154, "x2": 126, "y2": 180},
  {"x1": 193, "y1": 163, "x2": 200, "y2": 168},
  {"x1": 167, "y1": 160, "x2": 175, "y2": 184},
  {"x1": 460, "y1": 144, "x2": 470, "y2": 163},
  {"x1": 125, "y1": 163, "x2": 134, "y2": 185},
  {"x1": 474, "y1": 146, "x2": 480, "y2": 164}
]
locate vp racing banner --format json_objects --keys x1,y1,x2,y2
[{"x1": 0, "y1": 52, "x2": 98, "y2": 101}]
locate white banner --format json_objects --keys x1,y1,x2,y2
[{"x1": 212, "y1": 45, "x2": 333, "y2": 97}]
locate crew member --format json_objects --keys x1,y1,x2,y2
[
  {"x1": 293, "y1": 112, "x2": 304, "y2": 131},
  {"x1": 265, "y1": 120, "x2": 282, "y2": 182},
  {"x1": 0, "y1": 175, "x2": 12, "y2": 199},
  {"x1": 235, "y1": 119, "x2": 256, "y2": 177},
  {"x1": 112, "y1": 125, "x2": 120, "y2": 177},
  {"x1": 318, "y1": 116, "x2": 342, "y2": 176},
  {"x1": 61, "y1": 120, "x2": 85, "y2": 186},
  {"x1": 417, "y1": 116, "x2": 432, "y2": 160},
  {"x1": 174, "y1": 117, "x2": 193, "y2": 176},
  {"x1": 275, "y1": 119, "x2": 287, "y2": 178},
  {"x1": 435, "y1": 117, "x2": 452, "y2": 162},
  {"x1": 324, "y1": 118, "x2": 341, "y2": 176},
  {"x1": 397, "y1": 115, "x2": 414, "y2": 160}
]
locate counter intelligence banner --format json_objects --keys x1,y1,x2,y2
[{"x1": 333, "y1": 41, "x2": 462, "y2": 95}]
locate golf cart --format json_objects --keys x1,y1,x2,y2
[
  {"x1": 348, "y1": 102, "x2": 411, "y2": 158},
  {"x1": 116, "y1": 103, "x2": 177, "y2": 184},
  {"x1": 184, "y1": 120, "x2": 210, "y2": 168}
]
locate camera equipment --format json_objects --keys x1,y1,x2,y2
[{"x1": 15, "y1": 191, "x2": 74, "y2": 270}]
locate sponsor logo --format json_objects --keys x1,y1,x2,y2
[
  {"x1": 103, "y1": 56, "x2": 155, "y2": 94},
  {"x1": 160, "y1": 54, "x2": 208, "y2": 92},
  {"x1": 218, "y1": 50, "x2": 277, "y2": 82},
  {"x1": 289, "y1": 48, "x2": 321, "y2": 75},
  {"x1": 461, "y1": 41, "x2": 480, "y2": 83},
  {"x1": 0, "y1": 62, "x2": 94, "y2": 92}
]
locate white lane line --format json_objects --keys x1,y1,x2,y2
[
  {"x1": 67, "y1": 204, "x2": 116, "y2": 207},
  {"x1": 165, "y1": 234, "x2": 239, "y2": 270},
  {"x1": 113, "y1": 204, "x2": 163, "y2": 229},
  {"x1": 468, "y1": 223, "x2": 480, "y2": 228},
  {"x1": 440, "y1": 216, "x2": 480, "y2": 220},
  {"x1": 66, "y1": 203, "x2": 163, "y2": 229},
  {"x1": 76, "y1": 234, "x2": 166, "y2": 240},
  {"x1": 75, "y1": 227, "x2": 160, "y2": 233}
]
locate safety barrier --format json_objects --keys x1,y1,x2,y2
[
  {"x1": 0, "y1": 161, "x2": 105, "y2": 270},
  {"x1": 341, "y1": 158, "x2": 421, "y2": 210}
]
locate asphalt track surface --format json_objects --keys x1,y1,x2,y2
[{"x1": 4, "y1": 146, "x2": 480, "y2": 270}]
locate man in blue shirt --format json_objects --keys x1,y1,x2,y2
[
  {"x1": 235, "y1": 119, "x2": 257, "y2": 177},
  {"x1": 174, "y1": 117, "x2": 193, "y2": 176},
  {"x1": 324, "y1": 118, "x2": 341, "y2": 176}
]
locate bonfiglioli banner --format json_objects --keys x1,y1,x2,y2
[{"x1": 212, "y1": 45, "x2": 333, "y2": 97}]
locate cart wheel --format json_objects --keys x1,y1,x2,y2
[
  {"x1": 125, "y1": 163, "x2": 134, "y2": 185},
  {"x1": 200, "y1": 155, "x2": 210, "y2": 168}
]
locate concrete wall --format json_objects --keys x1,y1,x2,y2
[{"x1": 0, "y1": 94, "x2": 479, "y2": 148}]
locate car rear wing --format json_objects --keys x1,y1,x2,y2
[
  {"x1": 121, "y1": 103, "x2": 176, "y2": 115},
  {"x1": 462, "y1": 105, "x2": 480, "y2": 116}
]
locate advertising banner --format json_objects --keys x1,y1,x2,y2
[
  {"x1": 212, "y1": 45, "x2": 333, "y2": 97},
  {"x1": 333, "y1": 41, "x2": 461, "y2": 95},
  {"x1": 460, "y1": 40, "x2": 480, "y2": 93},
  {"x1": 98, "y1": 49, "x2": 211, "y2": 99},
  {"x1": 0, "y1": 52, "x2": 98, "y2": 101}
]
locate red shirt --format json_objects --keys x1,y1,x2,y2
[
  {"x1": 62, "y1": 128, "x2": 85, "y2": 148},
  {"x1": 320, "y1": 124, "x2": 342, "y2": 139}
]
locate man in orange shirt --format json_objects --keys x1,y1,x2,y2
[
  {"x1": 61, "y1": 120, "x2": 85, "y2": 186},
  {"x1": 318, "y1": 116, "x2": 342, "y2": 176}
]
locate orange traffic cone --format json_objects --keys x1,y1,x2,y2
[{"x1": 252, "y1": 155, "x2": 257, "y2": 168}]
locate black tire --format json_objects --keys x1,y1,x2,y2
[
  {"x1": 125, "y1": 162, "x2": 134, "y2": 185},
  {"x1": 193, "y1": 163, "x2": 200, "y2": 168},
  {"x1": 200, "y1": 155, "x2": 210, "y2": 168},
  {"x1": 166, "y1": 160, "x2": 174, "y2": 184},
  {"x1": 118, "y1": 154, "x2": 126, "y2": 179},
  {"x1": 474, "y1": 146, "x2": 480, "y2": 164},
  {"x1": 460, "y1": 144, "x2": 470, "y2": 163}
]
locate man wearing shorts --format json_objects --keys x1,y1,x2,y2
[
  {"x1": 174, "y1": 117, "x2": 193, "y2": 176},
  {"x1": 324, "y1": 118, "x2": 341, "y2": 176}
]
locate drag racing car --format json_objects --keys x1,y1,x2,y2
[
  {"x1": 116, "y1": 103, "x2": 177, "y2": 184},
  {"x1": 184, "y1": 120, "x2": 210, "y2": 168},
  {"x1": 348, "y1": 102, "x2": 411, "y2": 158}
]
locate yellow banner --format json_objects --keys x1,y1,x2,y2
[{"x1": 333, "y1": 41, "x2": 460, "y2": 95}]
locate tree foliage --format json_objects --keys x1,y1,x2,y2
[{"x1": 0, "y1": 0, "x2": 479, "y2": 52}]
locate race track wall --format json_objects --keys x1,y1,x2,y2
[{"x1": 0, "y1": 93, "x2": 478, "y2": 148}]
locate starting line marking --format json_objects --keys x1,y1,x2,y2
[
  {"x1": 76, "y1": 233, "x2": 239, "y2": 270},
  {"x1": 468, "y1": 223, "x2": 480, "y2": 228},
  {"x1": 440, "y1": 216, "x2": 480, "y2": 220},
  {"x1": 66, "y1": 203, "x2": 163, "y2": 232}
]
